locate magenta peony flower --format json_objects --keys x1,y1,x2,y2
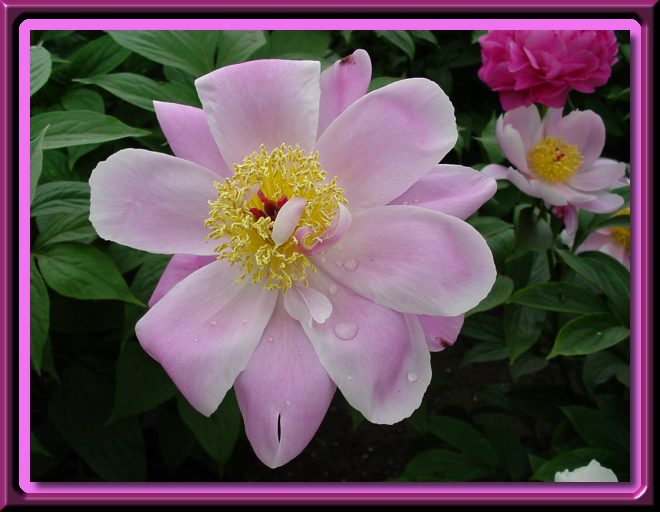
[
  {"x1": 89, "y1": 50, "x2": 497, "y2": 468},
  {"x1": 483, "y1": 105, "x2": 625, "y2": 213},
  {"x1": 575, "y1": 207, "x2": 630, "y2": 270},
  {"x1": 478, "y1": 30, "x2": 619, "y2": 110}
]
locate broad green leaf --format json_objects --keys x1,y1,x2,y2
[
  {"x1": 36, "y1": 243, "x2": 142, "y2": 305},
  {"x1": 561, "y1": 405, "x2": 629, "y2": 452},
  {"x1": 31, "y1": 181, "x2": 89, "y2": 217},
  {"x1": 108, "y1": 30, "x2": 220, "y2": 76},
  {"x1": 253, "y1": 30, "x2": 330, "y2": 60},
  {"x1": 177, "y1": 392, "x2": 240, "y2": 474},
  {"x1": 474, "y1": 114, "x2": 504, "y2": 164},
  {"x1": 548, "y1": 313, "x2": 629, "y2": 358},
  {"x1": 30, "y1": 257, "x2": 49, "y2": 373},
  {"x1": 108, "y1": 341, "x2": 176, "y2": 423},
  {"x1": 31, "y1": 431, "x2": 52, "y2": 457},
  {"x1": 367, "y1": 76, "x2": 400, "y2": 92},
  {"x1": 105, "y1": 244, "x2": 146, "y2": 274},
  {"x1": 471, "y1": 30, "x2": 487, "y2": 44},
  {"x1": 402, "y1": 449, "x2": 493, "y2": 482},
  {"x1": 427, "y1": 415, "x2": 498, "y2": 469},
  {"x1": 48, "y1": 364, "x2": 146, "y2": 481},
  {"x1": 531, "y1": 447, "x2": 620, "y2": 482},
  {"x1": 30, "y1": 126, "x2": 48, "y2": 205},
  {"x1": 482, "y1": 418, "x2": 529, "y2": 480},
  {"x1": 31, "y1": 110, "x2": 150, "y2": 149},
  {"x1": 30, "y1": 46, "x2": 52, "y2": 96},
  {"x1": 461, "y1": 313, "x2": 503, "y2": 343},
  {"x1": 375, "y1": 30, "x2": 415, "y2": 59},
  {"x1": 35, "y1": 211, "x2": 96, "y2": 248},
  {"x1": 466, "y1": 275, "x2": 513, "y2": 316},
  {"x1": 410, "y1": 30, "x2": 438, "y2": 45},
  {"x1": 582, "y1": 351, "x2": 628, "y2": 394},
  {"x1": 40, "y1": 149, "x2": 77, "y2": 183},
  {"x1": 469, "y1": 216, "x2": 514, "y2": 263},
  {"x1": 509, "y1": 282, "x2": 607, "y2": 314},
  {"x1": 61, "y1": 88, "x2": 105, "y2": 113},
  {"x1": 509, "y1": 353, "x2": 548, "y2": 381},
  {"x1": 556, "y1": 249, "x2": 630, "y2": 325},
  {"x1": 157, "y1": 402, "x2": 197, "y2": 471},
  {"x1": 39, "y1": 30, "x2": 74, "y2": 42},
  {"x1": 460, "y1": 340, "x2": 508, "y2": 367},
  {"x1": 503, "y1": 304, "x2": 546, "y2": 363},
  {"x1": 69, "y1": 34, "x2": 132, "y2": 78},
  {"x1": 216, "y1": 30, "x2": 267, "y2": 66},
  {"x1": 510, "y1": 206, "x2": 553, "y2": 259}
]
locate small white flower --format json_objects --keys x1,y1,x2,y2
[{"x1": 554, "y1": 459, "x2": 618, "y2": 482}]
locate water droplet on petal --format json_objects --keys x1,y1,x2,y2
[
  {"x1": 285, "y1": 400, "x2": 291, "y2": 406},
  {"x1": 267, "y1": 336, "x2": 274, "y2": 343},
  {"x1": 343, "y1": 259, "x2": 359, "y2": 271},
  {"x1": 210, "y1": 320, "x2": 217, "y2": 327},
  {"x1": 407, "y1": 371, "x2": 418, "y2": 383},
  {"x1": 328, "y1": 284, "x2": 339, "y2": 295},
  {"x1": 346, "y1": 375, "x2": 353, "y2": 381},
  {"x1": 193, "y1": 337, "x2": 199, "y2": 343},
  {"x1": 334, "y1": 321, "x2": 358, "y2": 340},
  {"x1": 242, "y1": 319, "x2": 248, "y2": 324},
  {"x1": 413, "y1": 198, "x2": 420, "y2": 204}
]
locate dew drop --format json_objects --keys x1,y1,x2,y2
[
  {"x1": 343, "y1": 259, "x2": 359, "y2": 271},
  {"x1": 413, "y1": 198, "x2": 420, "y2": 204},
  {"x1": 242, "y1": 319, "x2": 248, "y2": 324},
  {"x1": 346, "y1": 374, "x2": 353, "y2": 381},
  {"x1": 407, "y1": 371, "x2": 418, "y2": 383},
  {"x1": 210, "y1": 320, "x2": 217, "y2": 327},
  {"x1": 267, "y1": 336, "x2": 275, "y2": 343},
  {"x1": 285, "y1": 400, "x2": 291, "y2": 406},
  {"x1": 328, "y1": 283, "x2": 339, "y2": 295},
  {"x1": 193, "y1": 337, "x2": 199, "y2": 343},
  {"x1": 334, "y1": 321, "x2": 358, "y2": 340}
]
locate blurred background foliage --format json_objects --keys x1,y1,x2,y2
[{"x1": 30, "y1": 29, "x2": 631, "y2": 482}]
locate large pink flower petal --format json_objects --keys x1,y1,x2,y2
[
  {"x1": 153, "y1": 101, "x2": 230, "y2": 177},
  {"x1": 568, "y1": 159, "x2": 626, "y2": 191},
  {"x1": 195, "y1": 59, "x2": 321, "y2": 166},
  {"x1": 149, "y1": 254, "x2": 216, "y2": 307},
  {"x1": 389, "y1": 165, "x2": 497, "y2": 220},
  {"x1": 313, "y1": 206, "x2": 496, "y2": 317},
  {"x1": 234, "y1": 298, "x2": 335, "y2": 468},
  {"x1": 317, "y1": 49, "x2": 372, "y2": 136},
  {"x1": 418, "y1": 314, "x2": 464, "y2": 352},
  {"x1": 573, "y1": 191, "x2": 625, "y2": 213},
  {"x1": 316, "y1": 78, "x2": 457, "y2": 208},
  {"x1": 136, "y1": 261, "x2": 277, "y2": 416},
  {"x1": 89, "y1": 149, "x2": 218, "y2": 255},
  {"x1": 546, "y1": 109, "x2": 605, "y2": 169},
  {"x1": 302, "y1": 272, "x2": 431, "y2": 424}
]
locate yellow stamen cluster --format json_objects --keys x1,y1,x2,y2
[
  {"x1": 205, "y1": 144, "x2": 347, "y2": 291},
  {"x1": 610, "y1": 207, "x2": 630, "y2": 252},
  {"x1": 528, "y1": 136, "x2": 583, "y2": 182}
]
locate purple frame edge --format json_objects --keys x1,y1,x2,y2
[{"x1": 1, "y1": 0, "x2": 653, "y2": 507}]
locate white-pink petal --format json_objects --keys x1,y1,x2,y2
[
  {"x1": 135, "y1": 261, "x2": 277, "y2": 416},
  {"x1": 234, "y1": 298, "x2": 335, "y2": 468},
  {"x1": 390, "y1": 164, "x2": 497, "y2": 220},
  {"x1": 302, "y1": 272, "x2": 431, "y2": 424},
  {"x1": 317, "y1": 78, "x2": 457, "y2": 208},
  {"x1": 149, "y1": 254, "x2": 216, "y2": 307},
  {"x1": 283, "y1": 285, "x2": 332, "y2": 327},
  {"x1": 418, "y1": 314, "x2": 464, "y2": 352},
  {"x1": 195, "y1": 59, "x2": 321, "y2": 166},
  {"x1": 271, "y1": 197, "x2": 307, "y2": 246},
  {"x1": 545, "y1": 109, "x2": 606, "y2": 170},
  {"x1": 89, "y1": 149, "x2": 218, "y2": 256},
  {"x1": 568, "y1": 159, "x2": 626, "y2": 192},
  {"x1": 317, "y1": 49, "x2": 372, "y2": 136},
  {"x1": 153, "y1": 101, "x2": 230, "y2": 177},
  {"x1": 313, "y1": 205, "x2": 496, "y2": 317}
]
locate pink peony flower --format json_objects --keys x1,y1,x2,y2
[
  {"x1": 575, "y1": 207, "x2": 631, "y2": 270},
  {"x1": 89, "y1": 50, "x2": 497, "y2": 468},
  {"x1": 483, "y1": 105, "x2": 625, "y2": 213},
  {"x1": 478, "y1": 30, "x2": 619, "y2": 110}
]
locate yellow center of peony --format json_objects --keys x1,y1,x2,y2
[
  {"x1": 528, "y1": 137, "x2": 583, "y2": 182},
  {"x1": 610, "y1": 207, "x2": 630, "y2": 252},
  {"x1": 205, "y1": 144, "x2": 347, "y2": 292}
]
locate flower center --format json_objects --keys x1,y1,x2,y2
[
  {"x1": 528, "y1": 136, "x2": 583, "y2": 182},
  {"x1": 610, "y1": 207, "x2": 630, "y2": 252},
  {"x1": 205, "y1": 144, "x2": 347, "y2": 292}
]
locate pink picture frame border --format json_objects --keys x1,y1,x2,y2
[{"x1": 1, "y1": 0, "x2": 653, "y2": 506}]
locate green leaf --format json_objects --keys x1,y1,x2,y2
[
  {"x1": 402, "y1": 449, "x2": 493, "y2": 482},
  {"x1": 31, "y1": 110, "x2": 150, "y2": 149},
  {"x1": 548, "y1": 313, "x2": 629, "y2": 358},
  {"x1": 375, "y1": 31, "x2": 415, "y2": 59},
  {"x1": 48, "y1": 364, "x2": 146, "y2": 481},
  {"x1": 561, "y1": 405, "x2": 629, "y2": 452},
  {"x1": 460, "y1": 340, "x2": 508, "y2": 367},
  {"x1": 556, "y1": 250, "x2": 630, "y2": 325},
  {"x1": 157, "y1": 402, "x2": 197, "y2": 471},
  {"x1": 367, "y1": 76, "x2": 400, "y2": 92},
  {"x1": 30, "y1": 126, "x2": 48, "y2": 205},
  {"x1": 471, "y1": 30, "x2": 487, "y2": 44},
  {"x1": 582, "y1": 351, "x2": 628, "y2": 394},
  {"x1": 108, "y1": 341, "x2": 176, "y2": 423},
  {"x1": 482, "y1": 417, "x2": 529, "y2": 480},
  {"x1": 503, "y1": 304, "x2": 546, "y2": 363},
  {"x1": 469, "y1": 216, "x2": 514, "y2": 264},
  {"x1": 105, "y1": 244, "x2": 146, "y2": 274},
  {"x1": 61, "y1": 88, "x2": 105, "y2": 113},
  {"x1": 254, "y1": 30, "x2": 330, "y2": 60},
  {"x1": 36, "y1": 243, "x2": 142, "y2": 305},
  {"x1": 466, "y1": 275, "x2": 513, "y2": 316},
  {"x1": 76, "y1": 73, "x2": 170, "y2": 111},
  {"x1": 69, "y1": 34, "x2": 132, "y2": 78},
  {"x1": 30, "y1": 257, "x2": 49, "y2": 373},
  {"x1": 108, "y1": 30, "x2": 220, "y2": 76},
  {"x1": 531, "y1": 447, "x2": 620, "y2": 482},
  {"x1": 474, "y1": 114, "x2": 504, "y2": 164},
  {"x1": 30, "y1": 46, "x2": 52, "y2": 96},
  {"x1": 509, "y1": 353, "x2": 548, "y2": 381},
  {"x1": 31, "y1": 181, "x2": 89, "y2": 217},
  {"x1": 427, "y1": 415, "x2": 498, "y2": 469},
  {"x1": 461, "y1": 313, "x2": 503, "y2": 343},
  {"x1": 177, "y1": 392, "x2": 241, "y2": 474},
  {"x1": 510, "y1": 206, "x2": 553, "y2": 259},
  {"x1": 509, "y1": 282, "x2": 607, "y2": 314},
  {"x1": 35, "y1": 211, "x2": 96, "y2": 248},
  {"x1": 216, "y1": 30, "x2": 267, "y2": 66},
  {"x1": 409, "y1": 30, "x2": 438, "y2": 45},
  {"x1": 31, "y1": 431, "x2": 52, "y2": 457}
]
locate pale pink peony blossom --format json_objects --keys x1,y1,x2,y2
[
  {"x1": 478, "y1": 30, "x2": 619, "y2": 110},
  {"x1": 574, "y1": 207, "x2": 631, "y2": 270},
  {"x1": 483, "y1": 105, "x2": 625, "y2": 213},
  {"x1": 89, "y1": 50, "x2": 497, "y2": 468},
  {"x1": 554, "y1": 459, "x2": 619, "y2": 483}
]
